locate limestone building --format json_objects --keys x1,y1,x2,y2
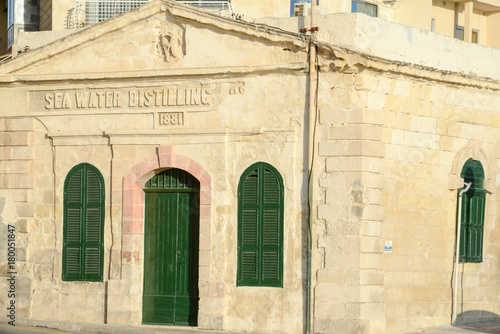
[{"x1": 2, "y1": 1, "x2": 500, "y2": 334}]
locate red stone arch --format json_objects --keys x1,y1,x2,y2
[{"x1": 121, "y1": 145, "x2": 212, "y2": 280}]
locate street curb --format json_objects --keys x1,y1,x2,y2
[{"x1": 16, "y1": 319, "x2": 247, "y2": 334}]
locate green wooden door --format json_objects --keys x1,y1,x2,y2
[{"x1": 142, "y1": 169, "x2": 199, "y2": 326}]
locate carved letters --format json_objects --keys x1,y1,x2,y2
[
  {"x1": 30, "y1": 81, "x2": 246, "y2": 115},
  {"x1": 40, "y1": 86, "x2": 213, "y2": 111}
]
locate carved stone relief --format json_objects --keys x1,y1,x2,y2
[{"x1": 154, "y1": 23, "x2": 185, "y2": 63}]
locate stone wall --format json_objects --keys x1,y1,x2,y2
[
  {"x1": 0, "y1": 118, "x2": 35, "y2": 321},
  {"x1": 313, "y1": 53, "x2": 500, "y2": 333}
]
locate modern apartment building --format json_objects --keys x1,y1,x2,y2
[{"x1": 2, "y1": 0, "x2": 500, "y2": 56}]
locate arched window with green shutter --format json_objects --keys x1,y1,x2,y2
[
  {"x1": 63, "y1": 163, "x2": 105, "y2": 281},
  {"x1": 237, "y1": 162, "x2": 284, "y2": 287},
  {"x1": 458, "y1": 158, "x2": 486, "y2": 263}
]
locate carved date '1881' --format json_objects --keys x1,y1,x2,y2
[{"x1": 159, "y1": 112, "x2": 184, "y2": 126}]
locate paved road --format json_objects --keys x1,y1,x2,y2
[
  {"x1": 3, "y1": 322, "x2": 500, "y2": 334},
  {"x1": 405, "y1": 322, "x2": 500, "y2": 334},
  {"x1": 0, "y1": 324, "x2": 74, "y2": 334}
]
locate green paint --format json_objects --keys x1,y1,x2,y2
[
  {"x1": 237, "y1": 162, "x2": 284, "y2": 287},
  {"x1": 458, "y1": 159, "x2": 486, "y2": 263},
  {"x1": 62, "y1": 163, "x2": 104, "y2": 282},
  {"x1": 143, "y1": 169, "x2": 199, "y2": 325}
]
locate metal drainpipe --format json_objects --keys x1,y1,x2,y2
[
  {"x1": 452, "y1": 181, "x2": 472, "y2": 325},
  {"x1": 306, "y1": 1, "x2": 318, "y2": 333}
]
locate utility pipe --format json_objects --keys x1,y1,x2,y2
[
  {"x1": 306, "y1": 0, "x2": 318, "y2": 333},
  {"x1": 452, "y1": 182, "x2": 472, "y2": 325}
]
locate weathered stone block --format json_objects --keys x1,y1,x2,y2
[
  {"x1": 199, "y1": 265, "x2": 210, "y2": 282},
  {"x1": 16, "y1": 248, "x2": 27, "y2": 261},
  {"x1": 314, "y1": 318, "x2": 363, "y2": 334},
  {"x1": 0, "y1": 146, "x2": 33, "y2": 160},
  {"x1": 315, "y1": 284, "x2": 361, "y2": 303},
  {"x1": 326, "y1": 157, "x2": 381, "y2": 173},
  {"x1": 16, "y1": 218, "x2": 28, "y2": 233},
  {"x1": 16, "y1": 202, "x2": 35, "y2": 217},
  {"x1": 377, "y1": 77, "x2": 392, "y2": 94},
  {"x1": 325, "y1": 188, "x2": 349, "y2": 204},
  {"x1": 361, "y1": 220, "x2": 381, "y2": 237},
  {"x1": 360, "y1": 253, "x2": 380, "y2": 269},
  {"x1": 318, "y1": 204, "x2": 348, "y2": 221},
  {"x1": 362, "y1": 205, "x2": 385, "y2": 221},
  {"x1": 367, "y1": 92, "x2": 386, "y2": 109},
  {"x1": 316, "y1": 268, "x2": 345, "y2": 284},
  {"x1": 199, "y1": 250, "x2": 210, "y2": 266},
  {"x1": 0, "y1": 160, "x2": 29, "y2": 174},
  {"x1": 360, "y1": 269, "x2": 384, "y2": 286},
  {"x1": 28, "y1": 248, "x2": 53, "y2": 263},
  {"x1": 354, "y1": 73, "x2": 378, "y2": 91},
  {"x1": 328, "y1": 124, "x2": 383, "y2": 141},
  {"x1": 199, "y1": 296, "x2": 223, "y2": 313},
  {"x1": 107, "y1": 279, "x2": 131, "y2": 295},
  {"x1": 107, "y1": 295, "x2": 131, "y2": 311},
  {"x1": 319, "y1": 173, "x2": 347, "y2": 189},
  {"x1": 410, "y1": 115, "x2": 437, "y2": 133},
  {"x1": 0, "y1": 175, "x2": 34, "y2": 189},
  {"x1": 363, "y1": 108, "x2": 386, "y2": 125},
  {"x1": 318, "y1": 141, "x2": 346, "y2": 157},
  {"x1": 325, "y1": 253, "x2": 360, "y2": 270},
  {"x1": 0, "y1": 132, "x2": 30, "y2": 146},
  {"x1": 314, "y1": 301, "x2": 346, "y2": 318},
  {"x1": 360, "y1": 302, "x2": 385, "y2": 319},
  {"x1": 319, "y1": 107, "x2": 348, "y2": 124},
  {"x1": 198, "y1": 314, "x2": 223, "y2": 330},
  {"x1": 4, "y1": 118, "x2": 34, "y2": 132},
  {"x1": 106, "y1": 310, "x2": 132, "y2": 325},
  {"x1": 346, "y1": 141, "x2": 386, "y2": 157},
  {"x1": 392, "y1": 80, "x2": 410, "y2": 97},
  {"x1": 361, "y1": 318, "x2": 387, "y2": 333}
]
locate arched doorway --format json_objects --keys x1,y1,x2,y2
[{"x1": 142, "y1": 168, "x2": 200, "y2": 326}]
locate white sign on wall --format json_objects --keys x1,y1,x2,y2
[{"x1": 385, "y1": 241, "x2": 392, "y2": 253}]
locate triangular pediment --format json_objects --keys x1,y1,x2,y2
[{"x1": 0, "y1": 0, "x2": 306, "y2": 76}]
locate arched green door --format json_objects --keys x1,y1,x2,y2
[{"x1": 142, "y1": 169, "x2": 199, "y2": 326}]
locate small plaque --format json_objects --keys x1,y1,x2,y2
[
  {"x1": 158, "y1": 112, "x2": 184, "y2": 126},
  {"x1": 385, "y1": 241, "x2": 392, "y2": 253}
]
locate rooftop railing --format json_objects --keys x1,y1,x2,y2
[{"x1": 72, "y1": 0, "x2": 233, "y2": 29}]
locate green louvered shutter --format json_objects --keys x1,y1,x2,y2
[
  {"x1": 63, "y1": 163, "x2": 104, "y2": 281},
  {"x1": 261, "y1": 168, "x2": 282, "y2": 286},
  {"x1": 64, "y1": 168, "x2": 84, "y2": 280},
  {"x1": 238, "y1": 169, "x2": 259, "y2": 285},
  {"x1": 467, "y1": 190, "x2": 485, "y2": 262},
  {"x1": 237, "y1": 163, "x2": 283, "y2": 287},
  {"x1": 458, "y1": 158, "x2": 486, "y2": 263}
]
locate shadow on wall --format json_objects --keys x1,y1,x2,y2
[{"x1": 455, "y1": 311, "x2": 500, "y2": 333}]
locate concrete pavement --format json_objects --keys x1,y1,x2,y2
[
  {"x1": 406, "y1": 321, "x2": 500, "y2": 334},
  {"x1": 5, "y1": 320, "x2": 500, "y2": 334},
  {"x1": 11, "y1": 319, "x2": 259, "y2": 334}
]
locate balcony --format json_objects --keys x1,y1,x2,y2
[{"x1": 72, "y1": 0, "x2": 234, "y2": 28}]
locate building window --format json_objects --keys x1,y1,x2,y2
[
  {"x1": 455, "y1": 26, "x2": 478, "y2": 43},
  {"x1": 237, "y1": 162, "x2": 284, "y2": 287},
  {"x1": 458, "y1": 158, "x2": 486, "y2": 263},
  {"x1": 63, "y1": 163, "x2": 105, "y2": 281},
  {"x1": 351, "y1": 0, "x2": 377, "y2": 17}
]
